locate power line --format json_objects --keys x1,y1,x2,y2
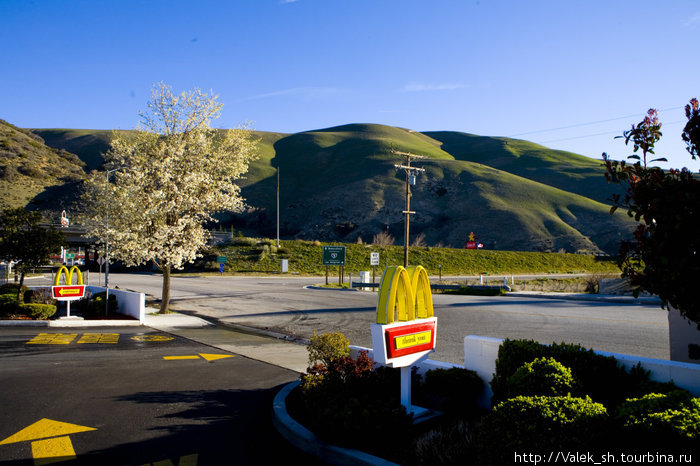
[
  {"x1": 538, "y1": 119, "x2": 687, "y2": 144},
  {"x1": 509, "y1": 106, "x2": 685, "y2": 138}
]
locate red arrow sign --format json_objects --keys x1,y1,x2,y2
[{"x1": 52, "y1": 285, "x2": 86, "y2": 301}]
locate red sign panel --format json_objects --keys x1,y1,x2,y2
[
  {"x1": 52, "y1": 285, "x2": 86, "y2": 301},
  {"x1": 384, "y1": 321, "x2": 436, "y2": 359}
]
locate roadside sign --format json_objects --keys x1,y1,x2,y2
[
  {"x1": 216, "y1": 256, "x2": 227, "y2": 263},
  {"x1": 322, "y1": 246, "x2": 346, "y2": 266},
  {"x1": 219, "y1": 263, "x2": 225, "y2": 273},
  {"x1": 370, "y1": 252, "x2": 380, "y2": 266},
  {"x1": 52, "y1": 285, "x2": 86, "y2": 301},
  {"x1": 65, "y1": 253, "x2": 75, "y2": 259}
]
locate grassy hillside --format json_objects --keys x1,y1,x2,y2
[
  {"x1": 25, "y1": 121, "x2": 636, "y2": 254},
  {"x1": 424, "y1": 131, "x2": 624, "y2": 205},
  {"x1": 0, "y1": 120, "x2": 85, "y2": 214}
]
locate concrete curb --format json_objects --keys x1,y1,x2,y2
[
  {"x1": 0, "y1": 319, "x2": 142, "y2": 327},
  {"x1": 272, "y1": 380, "x2": 398, "y2": 466},
  {"x1": 507, "y1": 291, "x2": 662, "y2": 305},
  {"x1": 303, "y1": 285, "x2": 359, "y2": 291}
]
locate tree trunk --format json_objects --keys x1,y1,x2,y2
[
  {"x1": 159, "y1": 264, "x2": 171, "y2": 314},
  {"x1": 17, "y1": 271, "x2": 25, "y2": 303}
]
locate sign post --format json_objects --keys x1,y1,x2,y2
[
  {"x1": 216, "y1": 256, "x2": 227, "y2": 274},
  {"x1": 370, "y1": 252, "x2": 380, "y2": 284},
  {"x1": 52, "y1": 266, "x2": 86, "y2": 318},
  {"x1": 322, "y1": 246, "x2": 346, "y2": 285},
  {"x1": 371, "y1": 265, "x2": 437, "y2": 418}
]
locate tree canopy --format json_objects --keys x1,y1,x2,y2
[
  {"x1": 0, "y1": 208, "x2": 65, "y2": 299},
  {"x1": 603, "y1": 99, "x2": 700, "y2": 324},
  {"x1": 82, "y1": 83, "x2": 258, "y2": 313}
]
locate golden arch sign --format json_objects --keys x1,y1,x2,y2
[
  {"x1": 52, "y1": 266, "x2": 86, "y2": 301},
  {"x1": 371, "y1": 265, "x2": 437, "y2": 367}
]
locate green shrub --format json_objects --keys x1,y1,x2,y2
[
  {"x1": 0, "y1": 294, "x2": 21, "y2": 313},
  {"x1": 306, "y1": 331, "x2": 350, "y2": 368},
  {"x1": 24, "y1": 288, "x2": 55, "y2": 305},
  {"x1": 290, "y1": 337, "x2": 413, "y2": 461},
  {"x1": 415, "y1": 367, "x2": 484, "y2": 417},
  {"x1": 477, "y1": 395, "x2": 608, "y2": 465},
  {"x1": 76, "y1": 291, "x2": 118, "y2": 316},
  {"x1": 0, "y1": 283, "x2": 28, "y2": 299},
  {"x1": 19, "y1": 303, "x2": 57, "y2": 320},
  {"x1": 229, "y1": 237, "x2": 257, "y2": 247},
  {"x1": 506, "y1": 357, "x2": 576, "y2": 398},
  {"x1": 491, "y1": 339, "x2": 675, "y2": 408},
  {"x1": 615, "y1": 391, "x2": 700, "y2": 449}
]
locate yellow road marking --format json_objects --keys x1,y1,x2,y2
[
  {"x1": 77, "y1": 333, "x2": 120, "y2": 344},
  {"x1": 199, "y1": 353, "x2": 234, "y2": 362},
  {"x1": 0, "y1": 419, "x2": 96, "y2": 445},
  {"x1": 162, "y1": 354, "x2": 234, "y2": 362},
  {"x1": 26, "y1": 334, "x2": 77, "y2": 345},
  {"x1": 31, "y1": 436, "x2": 75, "y2": 465},
  {"x1": 132, "y1": 335, "x2": 174, "y2": 342}
]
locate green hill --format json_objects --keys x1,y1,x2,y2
[
  {"x1": 0, "y1": 120, "x2": 85, "y2": 216},
  {"x1": 8, "y1": 121, "x2": 636, "y2": 253}
]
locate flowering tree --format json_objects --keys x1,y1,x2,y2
[
  {"x1": 603, "y1": 99, "x2": 700, "y2": 326},
  {"x1": 82, "y1": 83, "x2": 258, "y2": 313}
]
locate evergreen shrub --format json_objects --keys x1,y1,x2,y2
[
  {"x1": 615, "y1": 390, "x2": 700, "y2": 450},
  {"x1": 492, "y1": 339, "x2": 676, "y2": 408},
  {"x1": 19, "y1": 303, "x2": 57, "y2": 319},
  {"x1": 477, "y1": 395, "x2": 608, "y2": 465},
  {"x1": 506, "y1": 357, "x2": 576, "y2": 398},
  {"x1": 415, "y1": 367, "x2": 484, "y2": 417}
]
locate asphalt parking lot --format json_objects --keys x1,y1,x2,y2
[{"x1": 0, "y1": 326, "x2": 318, "y2": 466}]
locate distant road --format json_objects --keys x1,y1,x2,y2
[{"x1": 101, "y1": 273, "x2": 668, "y2": 365}]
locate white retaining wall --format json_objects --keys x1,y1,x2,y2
[
  {"x1": 463, "y1": 335, "x2": 700, "y2": 408},
  {"x1": 86, "y1": 286, "x2": 145, "y2": 323},
  {"x1": 353, "y1": 335, "x2": 700, "y2": 410}
]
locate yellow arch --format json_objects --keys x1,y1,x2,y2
[
  {"x1": 54, "y1": 265, "x2": 84, "y2": 286},
  {"x1": 376, "y1": 266, "x2": 415, "y2": 324},
  {"x1": 376, "y1": 265, "x2": 434, "y2": 324},
  {"x1": 406, "y1": 265, "x2": 434, "y2": 319}
]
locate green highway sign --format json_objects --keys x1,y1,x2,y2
[
  {"x1": 216, "y1": 256, "x2": 227, "y2": 263},
  {"x1": 65, "y1": 253, "x2": 75, "y2": 259},
  {"x1": 322, "y1": 246, "x2": 346, "y2": 266}
]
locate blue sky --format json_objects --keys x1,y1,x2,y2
[{"x1": 2, "y1": 0, "x2": 699, "y2": 169}]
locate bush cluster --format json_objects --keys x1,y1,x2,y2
[
  {"x1": 74, "y1": 291, "x2": 118, "y2": 317},
  {"x1": 491, "y1": 339, "x2": 676, "y2": 408},
  {"x1": 482, "y1": 338, "x2": 698, "y2": 462},
  {"x1": 0, "y1": 284, "x2": 56, "y2": 319},
  {"x1": 477, "y1": 395, "x2": 608, "y2": 464}
]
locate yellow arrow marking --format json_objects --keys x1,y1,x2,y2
[
  {"x1": 162, "y1": 354, "x2": 234, "y2": 362},
  {"x1": 57, "y1": 288, "x2": 81, "y2": 296},
  {"x1": 199, "y1": 353, "x2": 234, "y2": 362},
  {"x1": 0, "y1": 419, "x2": 96, "y2": 445},
  {"x1": 31, "y1": 436, "x2": 76, "y2": 465}
]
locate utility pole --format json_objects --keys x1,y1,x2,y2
[{"x1": 392, "y1": 150, "x2": 425, "y2": 267}]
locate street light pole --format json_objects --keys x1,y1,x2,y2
[
  {"x1": 104, "y1": 167, "x2": 124, "y2": 316},
  {"x1": 276, "y1": 165, "x2": 280, "y2": 248}
]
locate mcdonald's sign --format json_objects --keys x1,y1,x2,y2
[
  {"x1": 52, "y1": 265, "x2": 86, "y2": 301},
  {"x1": 371, "y1": 265, "x2": 437, "y2": 367}
]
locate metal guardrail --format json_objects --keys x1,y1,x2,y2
[{"x1": 350, "y1": 282, "x2": 511, "y2": 292}]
